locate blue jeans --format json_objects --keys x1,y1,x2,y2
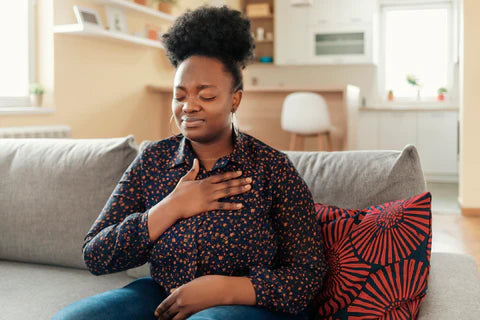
[{"x1": 51, "y1": 277, "x2": 311, "y2": 320}]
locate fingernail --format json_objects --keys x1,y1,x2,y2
[
  {"x1": 237, "y1": 170, "x2": 242, "y2": 174},
  {"x1": 246, "y1": 177, "x2": 252, "y2": 182},
  {"x1": 237, "y1": 203, "x2": 242, "y2": 208}
]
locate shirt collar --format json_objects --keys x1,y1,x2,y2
[{"x1": 169, "y1": 130, "x2": 249, "y2": 169}]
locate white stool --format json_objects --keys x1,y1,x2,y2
[{"x1": 281, "y1": 92, "x2": 334, "y2": 151}]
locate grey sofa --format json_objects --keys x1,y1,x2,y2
[{"x1": 1, "y1": 135, "x2": 479, "y2": 320}]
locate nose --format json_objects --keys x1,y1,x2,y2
[{"x1": 181, "y1": 98, "x2": 201, "y2": 114}]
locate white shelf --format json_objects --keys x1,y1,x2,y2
[
  {"x1": 53, "y1": 24, "x2": 165, "y2": 49},
  {"x1": 88, "y1": 0, "x2": 176, "y2": 21}
]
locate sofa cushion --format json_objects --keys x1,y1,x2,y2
[
  {"x1": 284, "y1": 144, "x2": 426, "y2": 208},
  {"x1": 311, "y1": 191, "x2": 432, "y2": 319},
  {"x1": 0, "y1": 260, "x2": 133, "y2": 319},
  {"x1": 0, "y1": 135, "x2": 139, "y2": 269}
]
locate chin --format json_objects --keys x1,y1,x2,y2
[{"x1": 182, "y1": 129, "x2": 214, "y2": 143}]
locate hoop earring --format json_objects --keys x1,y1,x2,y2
[
  {"x1": 169, "y1": 114, "x2": 177, "y2": 136},
  {"x1": 231, "y1": 111, "x2": 239, "y2": 136}
]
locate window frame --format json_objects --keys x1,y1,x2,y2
[
  {"x1": 376, "y1": 0, "x2": 457, "y2": 105},
  {"x1": 0, "y1": 0, "x2": 37, "y2": 108}
]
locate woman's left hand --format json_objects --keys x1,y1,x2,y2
[{"x1": 154, "y1": 275, "x2": 228, "y2": 320}]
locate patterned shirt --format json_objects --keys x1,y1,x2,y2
[{"x1": 82, "y1": 130, "x2": 328, "y2": 315}]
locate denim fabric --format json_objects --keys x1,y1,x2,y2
[{"x1": 51, "y1": 277, "x2": 311, "y2": 320}]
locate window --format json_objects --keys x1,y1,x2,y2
[
  {"x1": 0, "y1": 1, "x2": 35, "y2": 107},
  {"x1": 379, "y1": 1, "x2": 456, "y2": 102}
]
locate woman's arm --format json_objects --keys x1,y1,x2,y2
[
  {"x1": 242, "y1": 153, "x2": 329, "y2": 315},
  {"x1": 82, "y1": 143, "x2": 158, "y2": 275}
]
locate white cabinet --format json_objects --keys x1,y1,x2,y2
[
  {"x1": 275, "y1": 0, "x2": 378, "y2": 65},
  {"x1": 416, "y1": 111, "x2": 459, "y2": 175},
  {"x1": 274, "y1": 0, "x2": 309, "y2": 65},
  {"x1": 378, "y1": 112, "x2": 417, "y2": 150},
  {"x1": 356, "y1": 109, "x2": 459, "y2": 182},
  {"x1": 309, "y1": 0, "x2": 377, "y2": 26},
  {"x1": 356, "y1": 111, "x2": 378, "y2": 150}
]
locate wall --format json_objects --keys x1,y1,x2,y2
[{"x1": 459, "y1": 0, "x2": 480, "y2": 212}]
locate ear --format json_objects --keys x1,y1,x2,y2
[{"x1": 232, "y1": 89, "x2": 242, "y2": 113}]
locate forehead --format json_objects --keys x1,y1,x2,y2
[{"x1": 174, "y1": 56, "x2": 230, "y2": 89}]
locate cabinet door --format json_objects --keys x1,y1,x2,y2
[
  {"x1": 309, "y1": 0, "x2": 377, "y2": 26},
  {"x1": 339, "y1": 0, "x2": 377, "y2": 24},
  {"x1": 274, "y1": 0, "x2": 309, "y2": 65},
  {"x1": 356, "y1": 111, "x2": 379, "y2": 150},
  {"x1": 416, "y1": 111, "x2": 458, "y2": 175},
  {"x1": 378, "y1": 112, "x2": 417, "y2": 151}
]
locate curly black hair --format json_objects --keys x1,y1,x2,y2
[{"x1": 161, "y1": 5, "x2": 256, "y2": 93}]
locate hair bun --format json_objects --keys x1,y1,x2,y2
[{"x1": 162, "y1": 5, "x2": 256, "y2": 69}]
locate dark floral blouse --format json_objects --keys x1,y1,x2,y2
[{"x1": 82, "y1": 130, "x2": 328, "y2": 315}]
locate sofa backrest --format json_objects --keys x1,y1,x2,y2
[
  {"x1": 0, "y1": 135, "x2": 139, "y2": 270},
  {"x1": 284, "y1": 145, "x2": 427, "y2": 209},
  {"x1": 0, "y1": 136, "x2": 426, "y2": 270}
]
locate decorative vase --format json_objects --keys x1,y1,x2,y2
[
  {"x1": 416, "y1": 89, "x2": 421, "y2": 101},
  {"x1": 438, "y1": 93, "x2": 445, "y2": 101},
  {"x1": 134, "y1": 0, "x2": 147, "y2": 5},
  {"x1": 157, "y1": 3, "x2": 173, "y2": 14},
  {"x1": 30, "y1": 94, "x2": 43, "y2": 107}
]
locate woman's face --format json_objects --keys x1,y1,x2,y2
[{"x1": 172, "y1": 55, "x2": 242, "y2": 143}]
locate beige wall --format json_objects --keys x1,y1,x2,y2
[{"x1": 459, "y1": 0, "x2": 480, "y2": 210}]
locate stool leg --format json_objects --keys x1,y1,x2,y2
[
  {"x1": 326, "y1": 132, "x2": 333, "y2": 151},
  {"x1": 289, "y1": 133, "x2": 297, "y2": 151},
  {"x1": 298, "y1": 135, "x2": 305, "y2": 150},
  {"x1": 318, "y1": 134, "x2": 324, "y2": 151}
]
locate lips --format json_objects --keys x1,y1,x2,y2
[{"x1": 181, "y1": 117, "x2": 205, "y2": 128}]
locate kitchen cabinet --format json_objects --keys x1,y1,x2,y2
[
  {"x1": 274, "y1": 0, "x2": 309, "y2": 64},
  {"x1": 275, "y1": 0, "x2": 378, "y2": 65},
  {"x1": 416, "y1": 111, "x2": 459, "y2": 176},
  {"x1": 308, "y1": 0, "x2": 377, "y2": 26},
  {"x1": 356, "y1": 109, "x2": 459, "y2": 182}
]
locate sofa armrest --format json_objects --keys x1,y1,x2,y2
[{"x1": 418, "y1": 252, "x2": 480, "y2": 320}]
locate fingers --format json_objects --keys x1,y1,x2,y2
[
  {"x1": 154, "y1": 295, "x2": 176, "y2": 318},
  {"x1": 182, "y1": 158, "x2": 199, "y2": 181},
  {"x1": 207, "y1": 170, "x2": 243, "y2": 183},
  {"x1": 212, "y1": 176, "x2": 252, "y2": 191},
  {"x1": 214, "y1": 183, "x2": 252, "y2": 200},
  {"x1": 210, "y1": 201, "x2": 244, "y2": 211}
]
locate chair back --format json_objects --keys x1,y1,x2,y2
[{"x1": 281, "y1": 92, "x2": 331, "y2": 134}]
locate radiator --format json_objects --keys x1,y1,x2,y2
[{"x1": 0, "y1": 125, "x2": 72, "y2": 138}]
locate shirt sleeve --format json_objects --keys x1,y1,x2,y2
[
  {"x1": 82, "y1": 143, "x2": 156, "y2": 276},
  {"x1": 246, "y1": 153, "x2": 328, "y2": 315}
]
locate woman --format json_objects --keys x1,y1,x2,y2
[{"x1": 52, "y1": 5, "x2": 327, "y2": 320}]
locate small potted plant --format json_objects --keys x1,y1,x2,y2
[
  {"x1": 387, "y1": 90, "x2": 394, "y2": 101},
  {"x1": 437, "y1": 87, "x2": 448, "y2": 101},
  {"x1": 406, "y1": 74, "x2": 422, "y2": 101},
  {"x1": 153, "y1": 0, "x2": 177, "y2": 14},
  {"x1": 29, "y1": 83, "x2": 45, "y2": 107}
]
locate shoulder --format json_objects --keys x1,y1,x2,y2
[
  {"x1": 240, "y1": 132, "x2": 290, "y2": 166},
  {"x1": 138, "y1": 134, "x2": 183, "y2": 167}
]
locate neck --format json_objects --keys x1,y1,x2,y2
[{"x1": 189, "y1": 128, "x2": 234, "y2": 161}]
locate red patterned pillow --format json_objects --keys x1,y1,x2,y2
[{"x1": 311, "y1": 191, "x2": 432, "y2": 320}]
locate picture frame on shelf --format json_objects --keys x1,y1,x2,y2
[
  {"x1": 105, "y1": 6, "x2": 128, "y2": 33},
  {"x1": 73, "y1": 5, "x2": 104, "y2": 29}
]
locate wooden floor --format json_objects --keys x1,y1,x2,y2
[
  {"x1": 428, "y1": 182, "x2": 480, "y2": 273},
  {"x1": 433, "y1": 214, "x2": 480, "y2": 273}
]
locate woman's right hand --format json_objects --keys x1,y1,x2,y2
[{"x1": 164, "y1": 158, "x2": 252, "y2": 220}]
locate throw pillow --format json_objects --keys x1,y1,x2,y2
[{"x1": 311, "y1": 191, "x2": 432, "y2": 320}]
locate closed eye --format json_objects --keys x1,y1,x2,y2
[{"x1": 173, "y1": 97, "x2": 216, "y2": 101}]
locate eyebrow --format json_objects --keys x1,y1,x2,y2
[{"x1": 175, "y1": 84, "x2": 217, "y2": 91}]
